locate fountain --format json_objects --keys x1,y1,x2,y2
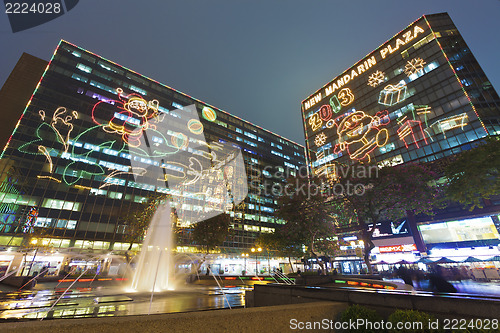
[{"x1": 130, "y1": 201, "x2": 175, "y2": 292}]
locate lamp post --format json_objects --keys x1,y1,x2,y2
[
  {"x1": 251, "y1": 247, "x2": 262, "y2": 275},
  {"x1": 242, "y1": 253, "x2": 249, "y2": 275}
]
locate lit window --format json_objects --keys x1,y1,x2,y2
[
  {"x1": 90, "y1": 188, "x2": 107, "y2": 196},
  {"x1": 172, "y1": 102, "x2": 183, "y2": 109},
  {"x1": 158, "y1": 106, "x2": 169, "y2": 113},
  {"x1": 76, "y1": 63, "x2": 92, "y2": 73},
  {"x1": 103, "y1": 148, "x2": 119, "y2": 156},
  {"x1": 130, "y1": 85, "x2": 147, "y2": 95},
  {"x1": 271, "y1": 150, "x2": 283, "y2": 157},
  {"x1": 113, "y1": 112, "x2": 140, "y2": 125},
  {"x1": 84, "y1": 143, "x2": 101, "y2": 152},
  {"x1": 71, "y1": 73, "x2": 88, "y2": 83},
  {"x1": 244, "y1": 131, "x2": 257, "y2": 140},
  {"x1": 90, "y1": 80, "x2": 115, "y2": 94}
]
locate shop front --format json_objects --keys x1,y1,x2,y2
[
  {"x1": 18, "y1": 254, "x2": 65, "y2": 277},
  {"x1": 0, "y1": 254, "x2": 15, "y2": 277}
]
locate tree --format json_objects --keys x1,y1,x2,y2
[
  {"x1": 256, "y1": 231, "x2": 303, "y2": 273},
  {"x1": 331, "y1": 162, "x2": 442, "y2": 273},
  {"x1": 191, "y1": 213, "x2": 232, "y2": 254},
  {"x1": 444, "y1": 137, "x2": 500, "y2": 211},
  {"x1": 120, "y1": 193, "x2": 168, "y2": 252},
  {"x1": 276, "y1": 175, "x2": 338, "y2": 272}
]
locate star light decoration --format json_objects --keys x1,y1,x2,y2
[
  {"x1": 314, "y1": 132, "x2": 328, "y2": 147},
  {"x1": 404, "y1": 57, "x2": 426, "y2": 77},
  {"x1": 367, "y1": 70, "x2": 386, "y2": 87}
]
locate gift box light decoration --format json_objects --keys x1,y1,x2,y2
[
  {"x1": 378, "y1": 81, "x2": 408, "y2": 106},
  {"x1": 428, "y1": 112, "x2": 469, "y2": 138}
]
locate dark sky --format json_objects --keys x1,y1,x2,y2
[{"x1": 1, "y1": 0, "x2": 499, "y2": 145}]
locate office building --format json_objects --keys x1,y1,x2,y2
[
  {"x1": 0, "y1": 41, "x2": 306, "y2": 261},
  {"x1": 301, "y1": 13, "x2": 500, "y2": 265}
]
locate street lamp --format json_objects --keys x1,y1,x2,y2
[
  {"x1": 251, "y1": 247, "x2": 262, "y2": 275},
  {"x1": 241, "y1": 253, "x2": 249, "y2": 275}
]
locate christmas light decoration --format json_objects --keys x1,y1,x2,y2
[
  {"x1": 314, "y1": 132, "x2": 328, "y2": 147},
  {"x1": 187, "y1": 119, "x2": 204, "y2": 135},
  {"x1": 329, "y1": 96, "x2": 342, "y2": 113},
  {"x1": 429, "y1": 113, "x2": 469, "y2": 138},
  {"x1": 338, "y1": 88, "x2": 355, "y2": 107},
  {"x1": 202, "y1": 106, "x2": 217, "y2": 122},
  {"x1": 367, "y1": 70, "x2": 386, "y2": 87},
  {"x1": 378, "y1": 81, "x2": 408, "y2": 106},
  {"x1": 333, "y1": 110, "x2": 390, "y2": 163},
  {"x1": 397, "y1": 119, "x2": 428, "y2": 148},
  {"x1": 319, "y1": 104, "x2": 333, "y2": 121},
  {"x1": 404, "y1": 57, "x2": 426, "y2": 77},
  {"x1": 308, "y1": 113, "x2": 323, "y2": 132}
]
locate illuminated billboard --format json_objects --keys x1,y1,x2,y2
[
  {"x1": 301, "y1": 14, "x2": 489, "y2": 175},
  {"x1": 418, "y1": 217, "x2": 500, "y2": 244},
  {"x1": 379, "y1": 244, "x2": 417, "y2": 253}
]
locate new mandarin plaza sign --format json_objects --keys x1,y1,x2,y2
[{"x1": 303, "y1": 24, "x2": 426, "y2": 111}]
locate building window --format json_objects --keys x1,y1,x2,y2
[
  {"x1": 71, "y1": 73, "x2": 88, "y2": 83},
  {"x1": 76, "y1": 63, "x2": 92, "y2": 73}
]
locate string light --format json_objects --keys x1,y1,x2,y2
[
  {"x1": 314, "y1": 133, "x2": 328, "y2": 147},
  {"x1": 333, "y1": 110, "x2": 390, "y2": 163},
  {"x1": 422, "y1": 17, "x2": 489, "y2": 136},
  {"x1": 61, "y1": 40, "x2": 304, "y2": 148},
  {"x1": 338, "y1": 88, "x2": 355, "y2": 107},
  {"x1": 429, "y1": 113, "x2": 469, "y2": 139},
  {"x1": 404, "y1": 57, "x2": 426, "y2": 77},
  {"x1": 367, "y1": 70, "x2": 386, "y2": 87},
  {"x1": 378, "y1": 82, "x2": 408, "y2": 106},
  {"x1": 396, "y1": 120, "x2": 428, "y2": 148}
]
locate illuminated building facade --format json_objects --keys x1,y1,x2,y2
[
  {"x1": 0, "y1": 40, "x2": 305, "y2": 254},
  {"x1": 302, "y1": 13, "x2": 500, "y2": 260}
]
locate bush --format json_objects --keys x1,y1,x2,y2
[
  {"x1": 387, "y1": 309, "x2": 438, "y2": 333},
  {"x1": 339, "y1": 304, "x2": 384, "y2": 333}
]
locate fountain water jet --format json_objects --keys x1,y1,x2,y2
[{"x1": 131, "y1": 201, "x2": 175, "y2": 292}]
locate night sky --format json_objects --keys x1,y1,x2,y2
[{"x1": 0, "y1": 0, "x2": 499, "y2": 145}]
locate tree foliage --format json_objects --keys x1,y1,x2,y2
[
  {"x1": 192, "y1": 213, "x2": 232, "y2": 254},
  {"x1": 276, "y1": 175, "x2": 338, "y2": 271},
  {"x1": 120, "y1": 193, "x2": 169, "y2": 251},
  {"x1": 256, "y1": 231, "x2": 303, "y2": 273},
  {"x1": 331, "y1": 162, "x2": 442, "y2": 273},
  {"x1": 444, "y1": 137, "x2": 500, "y2": 211}
]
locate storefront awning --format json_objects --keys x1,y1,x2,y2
[
  {"x1": 433, "y1": 257, "x2": 456, "y2": 264},
  {"x1": 462, "y1": 256, "x2": 483, "y2": 263}
]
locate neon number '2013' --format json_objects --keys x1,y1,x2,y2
[
  {"x1": 329, "y1": 96, "x2": 342, "y2": 113},
  {"x1": 319, "y1": 105, "x2": 333, "y2": 121},
  {"x1": 338, "y1": 88, "x2": 355, "y2": 106},
  {"x1": 308, "y1": 113, "x2": 322, "y2": 131}
]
